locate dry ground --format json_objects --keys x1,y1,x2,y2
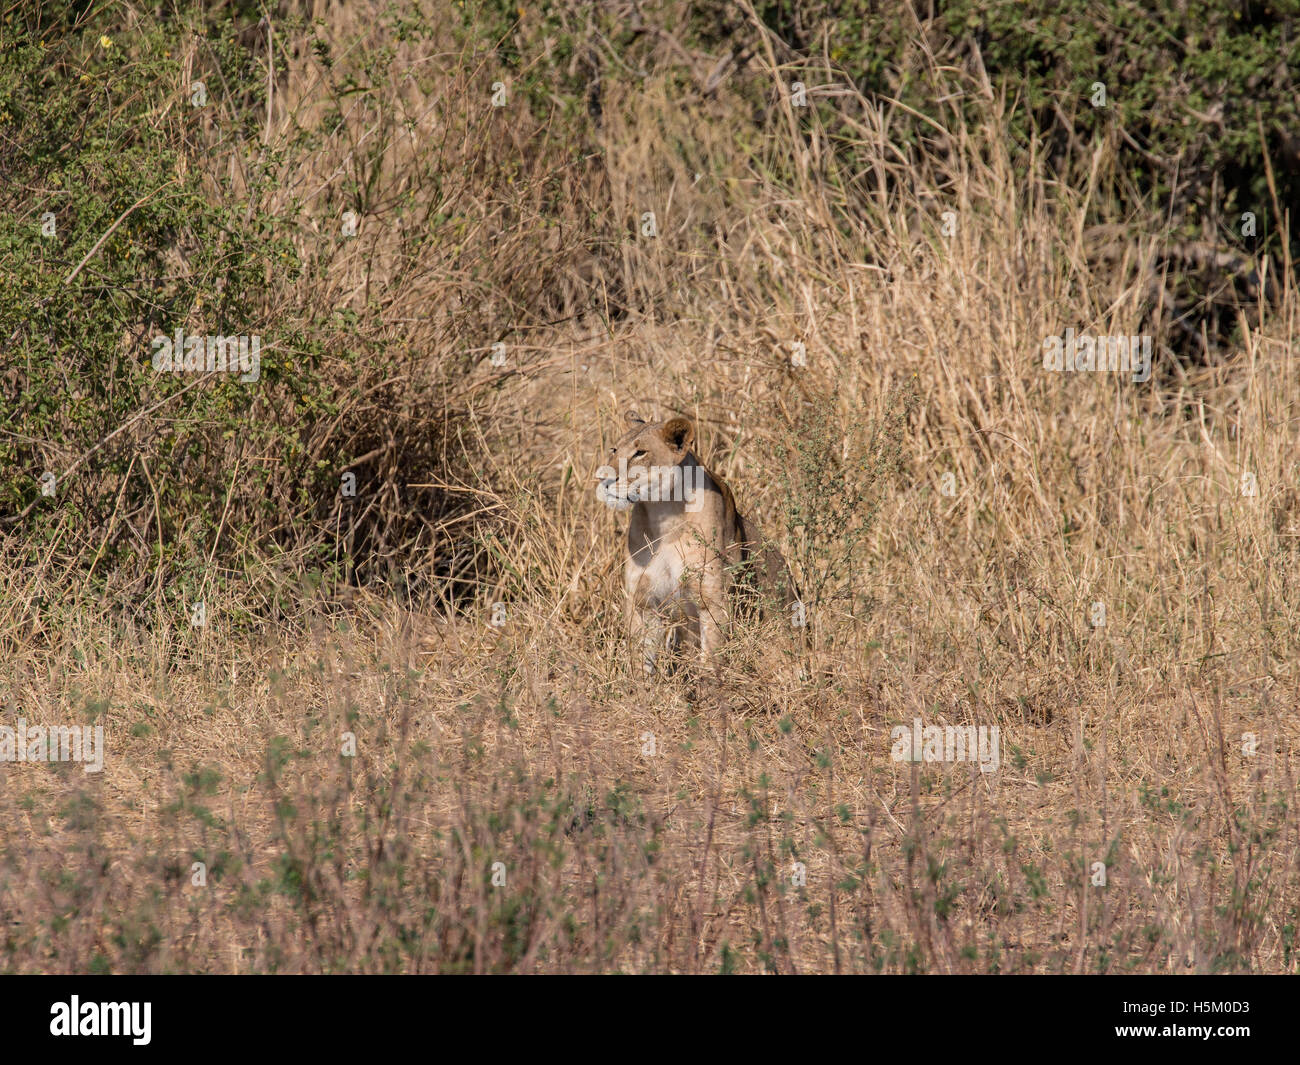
[{"x1": 2, "y1": 1, "x2": 1299, "y2": 972}]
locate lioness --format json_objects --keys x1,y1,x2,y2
[{"x1": 597, "y1": 411, "x2": 797, "y2": 672}]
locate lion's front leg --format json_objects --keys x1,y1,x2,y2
[{"x1": 696, "y1": 559, "x2": 728, "y2": 663}]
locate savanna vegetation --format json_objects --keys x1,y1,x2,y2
[{"x1": 2, "y1": 0, "x2": 1299, "y2": 972}]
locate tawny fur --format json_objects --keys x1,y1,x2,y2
[{"x1": 598, "y1": 411, "x2": 797, "y2": 673}]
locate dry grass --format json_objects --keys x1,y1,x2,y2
[{"x1": 2, "y1": 1, "x2": 1299, "y2": 973}]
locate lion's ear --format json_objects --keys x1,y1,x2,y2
[
  {"x1": 624, "y1": 410, "x2": 645, "y2": 426},
  {"x1": 661, "y1": 416, "x2": 695, "y2": 455}
]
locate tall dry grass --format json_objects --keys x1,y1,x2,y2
[{"x1": 2, "y1": 0, "x2": 1298, "y2": 972}]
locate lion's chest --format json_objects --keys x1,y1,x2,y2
[
  {"x1": 625, "y1": 540, "x2": 689, "y2": 609},
  {"x1": 625, "y1": 505, "x2": 712, "y2": 615}
]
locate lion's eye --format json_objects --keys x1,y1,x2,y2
[{"x1": 631, "y1": 449, "x2": 647, "y2": 460}]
